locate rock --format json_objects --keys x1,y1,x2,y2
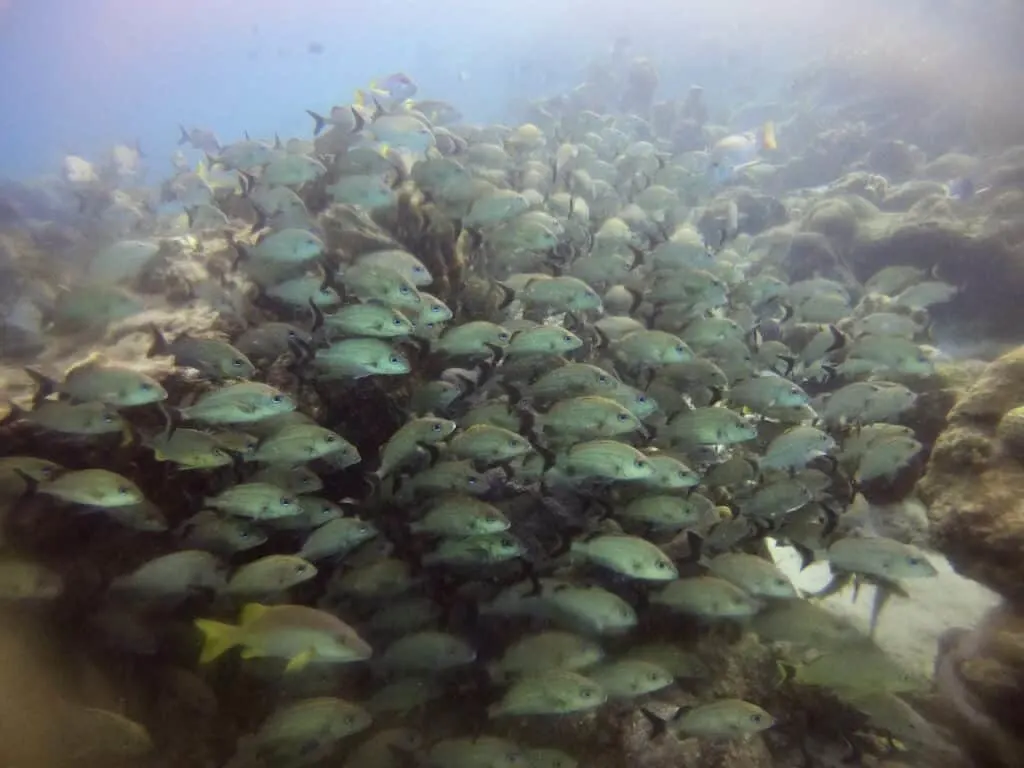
[
  {"x1": 826, "y1": 172, "x2": 888, "y2": 206},
  {"x1": 847, "y1": 214, "x2": 1024, "y2": 338},
  {"x1": 934, "y1": 604, "x2": 1024, "y2": 768},
  {"x1": 800, "y1": 197, "x2": 861, "y2": 247},
  {"x1": 879, "y1": 180, "x2": 948, "y2": 212},
  {"x1": 920, "y1": 346, "x2": 1024, "y2": 600},
  {"x1": 923, "y1": 153, "x2": 978, "y2": 182},
  {"x1": 863, "y1": 139, "x2": 925, "y2": 181}
]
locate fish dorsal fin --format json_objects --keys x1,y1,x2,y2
[
  {"x1": 240, "y1": 602, "x2": 268, "y2": 625},
  {"x1": 65, "y1": 351, "x2": 108, "y2": 375}
]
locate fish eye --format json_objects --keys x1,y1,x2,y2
[
  {"x1": 238, "y1": 530, "x2": 250, "y2": 538},
  {"x1": 140, "y1": 382, "x2": 153, "y2": 391},
  {"x1": 287, "y1": 330, "x2": 298, "y2": 338},
  {"x1": 498, "y1": 332, "x2": 510, "y2": 341},
  {"x1": 636, "y1": 395, "x2": 648, "y2": 403},
  {"x1": 102, "y1": 414, "x2": 115, "y2": 423},
  {"x1": 271, "y1": 395, "x2": 283, "y2": 403},
  {"x1": 598, "y1": 375, "x2": 610, "y2": 384},
  {"x1": 655, "y1": 560, "x2": 668, "y2": 569},
  {"x1": 393, "y1": 317, "x2": 404, "y2": 325},
  {"x1": 213, "y1": 448, "x2": 227, "y2": 457},
  {"x1": 617, "y1": 413, "x2": 629, "y2": 421},
  {"x1": 117, "y1": 485, "x2": 131, "y2": 495},
  {"x1": 634, "y1": 459, "x2": 648, "y2": 468},
  {"x1": 674, "y1": 344, "x2": 685, "y2": 352},
  {"x1": 325, "y1": 434, "x2": 336, "y2": 442},
  {"x1": 295, "y1": 563, "x2": 307, "y2": 573},
  {"x1": 399, "y1": 285, "x2": 410, "y2": 294},
  {"x1": 907, "y1": 556, "x2": 923, "y2": 566},
  {"x1": 467, "y1": 477, "x2": 478, "y2": 485},
  {"x1": 390, "y1": 355, "x2": 402, "y2": 364},
  {"x1": 508, "y1": 438, "x2": 519, "y2": 447},
  {"x1": 280, "y1": 497, "x2": 292, "y2": 506},
  {"x1": 431, "y1": 305, "x2": 442, "y2": 313},
  {"x1": 750, "y1": 714, "x2": 763, "y2": 724},
  {"x1": 432, "y1": 423, "x2": 443, "y2": 432},
  {"x1": 232, "y1": 358, "x2": 245, "y2": 367}
]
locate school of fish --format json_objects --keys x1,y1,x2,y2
[{"x1": 0, "y1": 70, "x2": 968, "y2": 767}]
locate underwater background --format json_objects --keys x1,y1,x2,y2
[{"x1": 3, "y1": 1, "x2": 1024, "y2": 767}]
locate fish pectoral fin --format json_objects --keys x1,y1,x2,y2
[{"x1": 284, "y1": 647, "x2": 316, "y2": 673}]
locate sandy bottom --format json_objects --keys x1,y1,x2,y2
[{"x1": 768, "y1": 539, "x2": 1002, "y2": 678}]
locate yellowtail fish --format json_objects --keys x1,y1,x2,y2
[{"x1": 354, "y1": 72, "x2": 418, "y2": 110}]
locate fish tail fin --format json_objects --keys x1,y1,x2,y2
[
  {"x1": 640, "y1": 708, "x2": 668, "y2": 738},
  {"x1": 305, "y1": 110, "x2": 327, "y2": 136},
  {"x1": 349, "y1": 106, "x2": 366, "y2": 133},
  {"x1": 238, "y1": 171, "x2": 256, "y2": 197},
  {"x1": 194, "y1": 619, "x2": 239, "y2": 664},
  {"x1": 147, "y1": 324, "x2": 170, "y2": 358},
  {"x1": 353, "y1": 89, "x2": 366, "y2": 108},
  {"x1": 761, "y1": 120, "x2": 777, "y2": 152},
  {"x1": 22, "y1": 368, "x2": 57, "y2": 406},
  {"x1": 774, "y1": 660, "x2": 797, "y2": 687},
  {"x1": 230, "y1": 235, "x2": 248, "y2": 270},
  {"x1": 177, "y1": 125, "x2": 190, "y2": 146}
]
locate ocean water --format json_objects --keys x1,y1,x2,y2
[
  {"x1": 2, "y1": 0, "x2": 1017, "y2": 180},
  {"x1": 3, "y1": 1, "x2": 1024, "y2": 766}
]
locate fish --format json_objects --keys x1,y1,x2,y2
[
  {"x1": 251, "y1": 423, "x2": 359, "y2": 465},
  {"x1": 570, "y1": 533, "x2": 677, "y2": 580},
  {"x1": 299, "y1": 517, "x2": 379, "y2": 561},
  {"x1": 224, "y1": 554, "x2": 318, "y2": 595},
  {"x1": 589, "y1": 659, "x2": 675, "y2": 699},
  {"x1": 651, "y1": 576, "x2": 763, "y2": 618},
  {"x1": 178, "y1": 510, "x2": 268, "y2": 554},
  {"x1": 26, "y1": 358, "x2": 167, "y2": 407},
  {"x1": 422, "y1": 532, "x2": 525, "y2": 567},
  {"x1": 644, "y1": 698, "x2": 775, "y2": 739},
  {"x1": 356, "y1": 72, "x2": 418, "y2": 107},
  {"x1": 145, "y1": 427, "x2": 235, "y2": 469},
  {"x1": 783, "y1": 644, "x2": 926, "y2": 697},
  {"x1": 177, "y1": 382, "x2": 296, "y2": 424},
  {"x1": 205, "y1": 482, "x2": 301, "y2": 520},
  {"x1": 826, "y1": 537, "x2": 938, "y2": 582},
  {"x1": 377, "y1": 630, "x2": 476, "y2": 673},
  {"x1": 487, "y1": 670, "x2": 605, "y2": 717},
  {"x1": 195, "y1": 603, "x2": 372, "y2": 672},
  {"x1": 111, "y1": 550, "x2": 226, "y2": 598},
  {"x1": 2, "y1": 400, "x2": 126, "y2": 436},
  {"x1": 409, "y1": 495, "x2": 510, "y2": 537},
  {"x1": 34, "y1": 468, "x2": 144, "y2": 508},
  {"x1": 231, "y1": 697, "x2": 372, "y2": 766},
  {"x1": 488, "y1": 630, "x2": 604, "y2": 680}
]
